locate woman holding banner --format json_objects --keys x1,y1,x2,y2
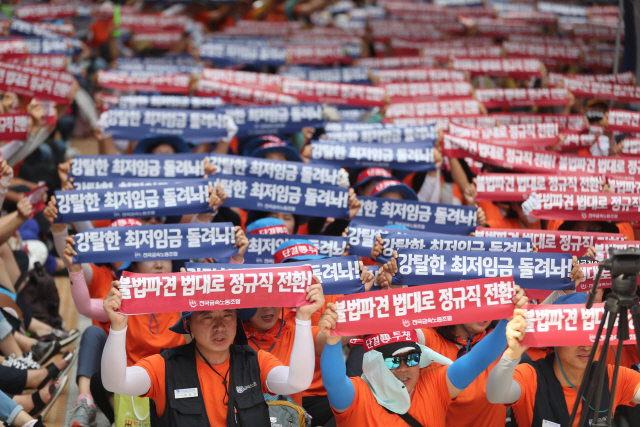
[
  {"x1": 317, "y1": 286, "x2": 528, "y2": 426},
  {"x1": 100, "y1": 275, "x2": 325, "y2": 426},
  {"x1": 487, "y1": 293, "x2": 640, "y2": 427}
]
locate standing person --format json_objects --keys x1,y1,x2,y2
[
  {"x1": 101, "y1": 277, "x2": 325, "y2": 425},
  {"x1": 487, "y1": 293, "x2": 640, "y2": 427},
  {"x1": 317, "y1": 286, "x2": 528, "y2": 426}
]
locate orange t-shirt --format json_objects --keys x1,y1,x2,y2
[
  {"x1": 420, "y1": 328, "x2": 506, "y2": 427},
  {"x1": 89, "y1": 264, "x2": 116, "y2": 334},
  {"x1": 600, "y1": 345, "x2": 640, "y2": 370},
  {"x1": 512, "y1": 364, "x2": 640, "y2": 427},
  {"x1": 137, "y1": 349, "x2": 283, "y2": 423},
  {"x1": 125, "y1": 313, "x2": 185, "y2": 366},
  {"x1": 334, "y1": 366, "x2": 451, "y2": 426},
  {"x1": 246, "y1": 324, "x2": 320, "y2": 405}
]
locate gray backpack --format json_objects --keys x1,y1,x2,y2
[{"x1": 265, "y1": 396, "x2": 311, "y2": 427}]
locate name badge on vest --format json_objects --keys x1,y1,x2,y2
[
  {"x1": 174, "y1": 388, "x2": 198, "y2": 399},
  {"x1": 542, "y1": 420, "x2": 561, "y2": 427}
]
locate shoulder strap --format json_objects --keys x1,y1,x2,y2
[{"x1": 383, "y1": 407, "x2": 424, "y2": 427}]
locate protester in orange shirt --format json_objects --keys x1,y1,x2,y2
[
  {"x1": 101, "y1": 274, "x2": 325, "y2": 426},
  {"x1": 487, "y1": 293, "x2": 640, "y2": 427},
  {"x1": 318, "y1": 286, "x2": 527, "y2": 427}
]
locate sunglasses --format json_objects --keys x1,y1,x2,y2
[{"x1": 384, "y1": 353, "x2": 420, "y2": 370}]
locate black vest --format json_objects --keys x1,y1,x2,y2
[
  {"x1": 150, "y1": 342, "x2": 271, "y2": 427},
  {"x1": 527, "y1": 353, "x2": 610, "y2": 427}
]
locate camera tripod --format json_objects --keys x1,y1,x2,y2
[{"x1": 568, "y1": 248, "x2": 640, "y2": 427}]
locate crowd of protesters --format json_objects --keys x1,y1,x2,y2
[{"x1": 2, "y1": 0, "x2": 640, "y2": 426}]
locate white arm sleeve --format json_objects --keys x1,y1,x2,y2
[
  {"x1": 265, "y1": 318, "x2": 315, "y2": 395},
  {"x1": 541, "y1": 290, "x2": 565, "y2": 305},
  {"x1": 72, "y1": 221, "x2": 94, "y2": 232},
  {"x1": 486, "y1": 352, "x2": 523, "y2": 404},
  {"x1": 417, "y1": 170, "x2": 441, "y2": 204},
  {"x1": 101, "y1": 327, "x2": 152, "y2": 396}
]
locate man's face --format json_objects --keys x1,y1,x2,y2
[
  {"x1": 380, "y1": 191, "x2": 404, "y2": 200},
  {"x1": 151, "y1": 143, "x2": 177, "y2": 155},
  {"x1": 556, "y1": 345, "x2": 593, "y2": 371},
  {"x1": 187, "y1": 310, "x2": 237, "y2": 352},
  {"x1": 249, "y1": 307, "x2": 279, "y2": 333},
  {"x1": 462, "y1": 321, "x2": 491, "y2": 337},
  {"x1": 264, "y1": 151, "x2": 288, "y2": 162},
  {"x1": 388, "y1": 351, "x2": 421, "y2": 394}
]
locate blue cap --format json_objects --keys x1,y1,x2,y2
[
  {"x1": 370, "y1": 179, "x2": 418, "y2": 201},
  {"x1": 134, "y1": 134, "x2": 191, "y2": 154},
  {"x1": 553, "y1": 293, "x2": 588, "y2": 305},
  {"x1": 247, "y1": 137, "x2": 302, "y2": 162},
  {"x1": 274, "y1": 239, "x2": 327, "y2": 263},
  {"x1": 246, "y1": 217, "x2": 289, "y2": 235},
  {"x1": 169, "y1": 308, "x2": 258, "y2": 334}
]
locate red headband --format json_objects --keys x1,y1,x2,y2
[{"x1": 274, "y1": 243, "x2": 319, "y2": 264}]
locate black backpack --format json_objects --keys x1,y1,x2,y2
[{"x1": 16, "y1": 262, "x2": 63, "y2": 329}]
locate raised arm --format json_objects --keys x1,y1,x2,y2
[{"x1": 101, "y1": 281, "x2": 152, "y2": 396}]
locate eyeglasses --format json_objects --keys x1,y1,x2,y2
[{"x1": 384, "y1": 353, "x2": 420, "y2": 370}]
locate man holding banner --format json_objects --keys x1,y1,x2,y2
[
  {"x1": 487, "y1": 293, "x2": 640, "y2": 427},
  {"x1": 317, "y1": 285, "x2": 528, "y2": 427},
  {"x1": 100, "y1": 275, "x2": 325, "y2": 426}
]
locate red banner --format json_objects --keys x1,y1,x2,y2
[
  {"x1": 559, "y1": 133, "x2": 599, "y2": 151},
  {"x1": 331, "y1": 277, "x2": 516, "y2": 336},
  {"x1": 369, "y1": 21, "x2": 442, "y2": 41},
  {"x1": 382, "y1": 81, "x2": 473, "y2": 102},
  {"x1": 0, "y1": 63, "x2": 74, "y2": 104},
  {"x1": 442, "y1": 134, "x2": 640, "y2": 176},
  {"x1": 196, "y1": 80, "x2": 297, "y2": 106},
  {"x1": 14, "y1": 3, "x2": 77, "y2": 21},
  {"x1": 375, "y1": 68, "x2": 467, "y2": 84},
  {"x1": 285, "y1": 44, "x2": 351, "y2": 65},
  {"x1": 201, "y1": 68, "x2": 284, "y2": 90},
  {"x1": 492, "y1": 114, "x2": 587, "y2": 133},
  {"x1": 595, "y1": 240, "x2": 640, "y2": 261},
  {"x1": 621, "y1": 138, "x2": 640, "y2": 156},
  {"x1": 575, "y1": 261, "x2": 612, "y2": 292},
  {"x1": 0, "y1": 39, "x2": 29, "y2": 60},
  {"x1": 387, "y1": 115, "x2": 496, "y2": 129},
  {"x1": 475, "y1": 173, "x2": 603, "y2": 202},
  {"x1": 563, "y1": 79, "x2": 640, "y2": 104},
  {"x1": 448, "y1": 122, "x2": 559, "y2": 147},
  {"x1": 0, "y1": 62, "x2": 73, "y2": 83},
  {"x1": 520, "y1": 304, "x2": 636, "y2": 348},
  {"x1": 571, "y1": 23, "x2": 620, "y2": 41},
  {"x1": 471, "y1": 19, "x2": 542, "y2": 38},
  {"x1": 608, "y1": 177, "x2": 640, "y2": 193},
  {"x1": 548, "y1": 72, "x2": 635, "y2": 87},
  {"x1": 608, "y1": 110, "x2": 640, "y2": 133},
  {"x1": 0, "y1": 114, "x2": 30, "y2": 141},
  {"x1": 280, "y1": 80, "x2": 386, "y2": 107},
  {"x1": 451, "y1": 57, "x2": 544, "y2": 79},
  {"x1": 13, "y1": 55, "x2": 68, "y2": 70},
  {"x1": 420, "y1": 45, "x2": 503, "y2": 60},
  {"x1": 356, "y1": 56, "x2": 437, "y2": 69},
  {"x1": 475, "y1": 88, "x2": 571, "y2": 108},
  {"x1": 582, "y1": 52, "x2": 617, "y2": 72},
  {"x1": 386, "y1": 100, "x2": 482, "y2": 119},
  {"x1": 498, "y1": 11, "x2": 558, "y2": 25},
  {"x1": 117, "y1": 267, "x2": 314, "y2": 315},
  {"x1": 503, "y1": 42, "x2": 581, "y2": 63},
  {"x1": 96, "y1": 71, "x2": 190, "y2": 94},
  {"x1": 118, "y1": 14, "x2": 188, "y2": 31},
  {"x1": 475, "y1": 227, "x2": 623, "y2": 257},
  {"x1": 527, "y1": 193, "x2": 640, "y2": 222}
]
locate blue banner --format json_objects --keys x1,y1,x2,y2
[
  {"x1": 115, "y1": 64, "x2": 204, "y2": 74},
  {"x1": 69, "y1": 154, "x2": 207, "y2": 180},
  {"x1": 245, "y1": 235, "x2": 347, "y2": 264},
  {"x1": 279, "y1": 66, "x2": 372, "y2": 85},
  {"x1": 54, "y1": 179, "x2": 214, "y2": 222},
  {"x1": 391, "y1": 249, "x2": 574, "y2": 290},
  {"x1": 215, "y1": 104, "x2": 325, "y2": 137},
  {"x1": 116, "y1": 56, "x2": 199, "y2": 67},
  {"x1": 71, "y1": 179, "x2": 175, "y2": 191},
  {"x1": 10, "y1": 20, "x2": 82, "y2": 50},
  {"x1": 185, "y1": 255, "x2": 364, "y2": 295},
  {"x1": 353, "y1": 197, "x2": 477, "y2": 235},
  {"x1": 207, "y1": 153, "x2": 342, "y2": 186},
  {"x1": 208, "y1": 175, "x2": 350, "y2": 220},
  {"x1": 310, "y1": 141, "x2": 436, "y2": 171},
  {"x1": 105, "y1": 108, "x2": 229, "y2": 142},
  {"x1": 69, "y1": 153, "x2": 343, "y2": 187},
  {"x1": 347, "y1": 222, "x2": 533, "y2": 260},
  {"x1": 323, "y1": 123, "x2": 438, "y2": 143},
  {"x1": 19, "y1": 37, "x2": 76, "y2": 55},
  {"x1": 117, "y1": 96, "x2": 222, "y2": 109},
  {"x1": 71, "y1": 223, "x2": 238, "y2": 264},
  {"x1": 199, "y1": 42, "x2": 286, "y2": 67},
  {"x1": 335, "y1": 106, "x2": 371, "y2": 122}
]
